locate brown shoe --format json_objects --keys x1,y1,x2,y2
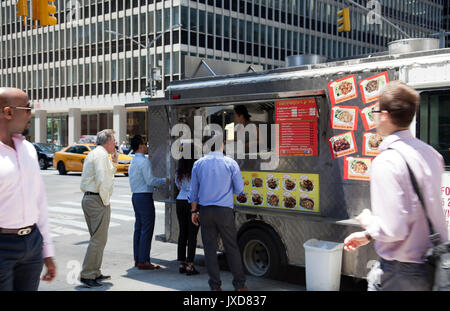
[
  {"x1": 236, "y1": 286, "x2": 248, "y2": 291},
  {"x1": 137, "y1": 262, "x2": 161, "y2": 270},
  {"x1": 211, "y1": 288, "x2": 222, "y2": 291}
]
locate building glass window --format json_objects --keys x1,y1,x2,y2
[
  {"x1": 224, "y1": 16, "x2": 230, "y2": 37},
  {"x1": 231, "y1": 18, "x2": 238, "y2": 39},
  {"x1": 199, "y1": 10, "x2": 206, "y2": 33},
  {"x1": 190, "y1": 8, "x2": 197, "y2": 29},
  {"x1": 208, "y1": 13, "x2": 214, "y2": 35},
  {"x1": 156, "y1": 10, "x2": 162, "y2": 32},
  {"x1": 216, "y1": 15, "x2": 222, "y2": 36}
]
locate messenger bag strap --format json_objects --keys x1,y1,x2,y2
[{"x1": 388, "y1": 147, "x2": 441, "y2": 246}]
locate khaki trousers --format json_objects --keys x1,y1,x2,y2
[{"x1": 80, "y1": 194, "x2": 111, "y2": 280}]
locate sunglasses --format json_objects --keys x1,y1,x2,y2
[{"x1": 9, "y1": 103, "x2": 34, "y2": 112}]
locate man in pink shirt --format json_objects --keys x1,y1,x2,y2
[
  {"x1": 0, "y1": 87, "x2": 56, "y2": 291},
  {"x1": 344, "y1": 81, "x2": 448, "y2": 291}
]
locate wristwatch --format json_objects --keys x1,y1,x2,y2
[
  {"x1": 363, "y1": 231, "x2": 373, "y2": 241},
  {"x1": 191, "y1": 210, "x2": 199, "y2": 214}
]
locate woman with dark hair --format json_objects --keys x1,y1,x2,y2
[
  {"x1": 234, "y1": 105, "x2": 259, "y2": 153},
  {"x1": 175, "y1": 143, "x2": 200, "y2": 275}
]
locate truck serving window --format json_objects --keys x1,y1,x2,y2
[
  {"x1": 173, "y1": 103, "x2": 275, "y2": 157},
  {"x1": 419, "y1": 91, "x2": 450, "y2": 169}
]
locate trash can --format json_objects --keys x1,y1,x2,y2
[{"x1": 303, "y1": 239, "x2": 344, "y2": 291}]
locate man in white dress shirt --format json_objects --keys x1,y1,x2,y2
[
  {"x1": 0, "y1": 87, "x2": 56, "y2": 291},
  {"x1": 79, "y1": 129, "x2": 118, "y2": 288}
]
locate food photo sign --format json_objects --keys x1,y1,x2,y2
[
  {"x1": 362, "y1": 132, "x2": 384, "y2": 156},
  {"x1": 235, "y1": 171, "x2": 320, "y2": 213},
  {"x1": 360, "y1": 103, "x2": 378, "y2": 131},
  {"x1": 328, "y1": 131, "x2": 358, "y2": 159},
  {"x1": 328, "y1": 75, "x2": 358, "y2": 106},
  {"x1": 344, "y1": 157, "x2": 373, "y2": 181},
  {"x1": 331, "y1": 106, "x2": 359, "y2": 131},
  {"x1": 359, "y1": 72, "x2": 389, "y2": 105}
]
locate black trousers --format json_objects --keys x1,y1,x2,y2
[
  {"x1": 176, "y1": 199, "x2": 200, "y2": 263},
  {"x1": 0, "y1": 227, "x2": 44, "y2": 291},
  {"x1": 199, "y1": 205, "x2": 246, "y2": 290}
]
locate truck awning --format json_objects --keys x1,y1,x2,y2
[{"x1": 125, "y1": 89, "x2": 326, "y2": 108}]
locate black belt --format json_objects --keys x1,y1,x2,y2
[
  {"x1": 85, "y1": 192, "x2": 99, "y2": 195},
  {"x1": 0, "y1": 224, "x2": 36, "y2": 236}
]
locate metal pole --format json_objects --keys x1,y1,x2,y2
[
  {"x1": 146, "y1": 24, "x2": 181, "y2": 98},
  {"x1": 430, "y1": 30, "x2": 450, "y2": 49},
  {"x1": 147, "y1": 36, "x2": 152, "y2": 97}
]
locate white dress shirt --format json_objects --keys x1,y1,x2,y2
[
  {"x1": 359, "y1": 130, "x2": 448, "y2": 263},
  {"x1": 0, "y1": 134, "x2": 54, "y2": 258},
  {"x1": 80, "y1": 145, "x2": 117, "y2": 206}
]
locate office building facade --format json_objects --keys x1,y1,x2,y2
[{"x1": 0, "y1": 0, "x2": 445, "y2": 145}]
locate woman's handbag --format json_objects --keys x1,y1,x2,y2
[{"x1": 391, "y1": 148, "x2": 450, "y2": 291}]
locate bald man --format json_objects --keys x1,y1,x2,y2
[{"x1": 0, "y1": 87, "x2": 56, "y2": 291}]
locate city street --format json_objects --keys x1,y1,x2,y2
[{"x1": 37, "y1": 169, "x2": 306, "y2": 291}]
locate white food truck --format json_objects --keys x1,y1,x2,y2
[{"x1": 129, "y1": 40, "x2": 450, "y2": 280}]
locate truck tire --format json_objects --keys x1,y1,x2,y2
[
  {"x1": 238, "y1": 228, "x2": 286, "y2": 278},
  {"x1": 57, "y1": 161, "x2": 67, "y2": 175}
]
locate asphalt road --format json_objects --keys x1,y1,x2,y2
[{"x1": 37, "y1": 169, "x2": 317, "y2": 291}]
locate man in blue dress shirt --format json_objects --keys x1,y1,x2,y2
[
  {"x1": 129, "y1": 135, "x2": 169, "y2": 270},
  {"x1": 188, "y1": 135, "x2": 247, "y2": 291}
]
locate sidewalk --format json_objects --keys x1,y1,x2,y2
[{"x1": 38, "y1": 236, "x2": 305, "y2": 291}]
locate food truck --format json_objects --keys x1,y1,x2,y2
[{"x1": 129, "y1": 42, "x2": 450, "y2": 280}]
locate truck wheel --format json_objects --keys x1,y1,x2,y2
[
  {"x1": 238, "y1": 228, "x2": 285, "y2": 278},
  {"x1": 57, "y1": 162, "x2": 67, "y2": 175}
]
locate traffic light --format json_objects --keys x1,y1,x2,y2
[
  {"x1": 337, "y1": 8, "x2": 351, "y2": 33},
  {"x1": 16, "y1": 0, "x2": 28, "y2": 18},
  {"x1": 38, "y1": 0, "x2": 57, "y2": 26}
]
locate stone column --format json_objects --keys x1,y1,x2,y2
[
  {"x1": 34, "y1": 109, "x2": 47, "y2": 143},
  {"x1": 113, "y1": 105, "x2": 127, "y2": 144},
  {"x1": 68, "y1": 108, "x2": 81, "y2": 145}
]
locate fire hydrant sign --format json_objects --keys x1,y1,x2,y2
[
  {"x1": 276, "y1": 98, "x2": 318, "y2": 156},
  {"x1": 442, "y1": 172, "x2": 450, "y2": 240}
]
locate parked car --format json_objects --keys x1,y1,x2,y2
[
  {"x1": 32, "y1": 143, "x2": 63, "y2": 170},
  {"x1": 53, "y1": 143, "x2": 132, "y2": 176}
]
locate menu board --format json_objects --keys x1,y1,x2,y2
[
  {"x1": 328, "y1": 75, "x2": 358, "y2": 106},
  {"x1": 344, "y1": 157, "x2": 373, "y2": 181},
  {"x1": 276, "y1": 99, "x2": 318, "y2": 156},
  {"x1": 359, "y1": 72, "x2": 389, "y2": 105},
  {"x1": 235, "y1": 171, "x2": 320, "y2": 213}
]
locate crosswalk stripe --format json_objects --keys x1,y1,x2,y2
[
  {"x1": 48, "y1": 206, "x2": 135, "y2": 221},
  {"x1": 50, "y1": 225, "x2": 88, "y2": 236},
  {"x1": 49, "y1": 218, "x2": 120, "y2": 229},
  {"x1": 59, "y1": 200, "x2": 165, "y2": 213},
  {"x1": 110, "y1": 199, "x2": 132, "y2": 204}
]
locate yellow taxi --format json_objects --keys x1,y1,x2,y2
[{"x1": 53, "y1": 143, "x2": 132, "y2": 176}]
